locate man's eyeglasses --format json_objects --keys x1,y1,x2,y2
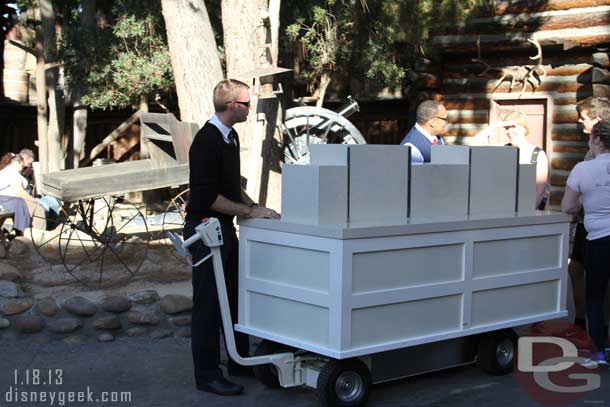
[{"x1": 228, "y1": 100, "x2": 251, "y2": 108}]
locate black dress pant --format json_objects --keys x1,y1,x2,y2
[
  {"x1": 584, "y1": 234, "x2": 610, "y2": 352},
  {"x1": 184, "y1": 219, "x2": 249, "y2": 383}
]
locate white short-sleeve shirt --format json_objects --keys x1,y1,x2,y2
[{"x1": 566, "y1": 153, "x2": 610, "y2": 240}]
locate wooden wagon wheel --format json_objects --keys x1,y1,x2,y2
[
  {"x1": 161, "y1": 188, "x2": 189, "y2": 263},
  {"x1": 57, "y1": 196, "x2": 150, "y2": 287},
  {"x1": 282, "y1": 106, "x2": 366, "y2": 164},
  {"x1": 30, "y1": 201, "x2": 74, "y2": 263}
]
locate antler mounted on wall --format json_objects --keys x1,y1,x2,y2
[{"x1": 473, "y1": 37, "x2": 547, "y2": 96}]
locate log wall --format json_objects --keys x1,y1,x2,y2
[{"x1": 429, "y1": 3, "x2": 610, "y2": 207}]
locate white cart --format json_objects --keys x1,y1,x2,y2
[{"x1": 230, "y1": 211, "x2": 570, "y2": 406}]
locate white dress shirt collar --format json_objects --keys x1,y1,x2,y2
[
  {"x1": 208, "y1": 114, "x2": 233, "y2": 144},
  {"x1": 414, "y1": 123, "x2": 437, "y2": 144}
]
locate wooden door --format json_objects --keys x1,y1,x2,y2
[{"x1": 489, "y1": 99, "x2": 548, "y2": 151}]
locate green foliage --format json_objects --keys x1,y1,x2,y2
[
  {"x1": 59, "y1": 0, "x2": 173, "y2": 110},
  {"x1": 284, "y1": 0, "x2": 494, "y2": 97}
]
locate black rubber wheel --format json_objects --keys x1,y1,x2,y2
[
  {"x1": 316, "y1": 359, "x2": 371, "y2": 407},
  {"x1": 252, "y1": 340, "x2": 294, "y2": 388},
  {"x1": 477, "y1": 329, "x2": 517, "y2": 375}
]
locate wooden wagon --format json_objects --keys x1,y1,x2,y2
[{"x1": 31, "y1": 112, "x2": 196, "y2": 286}]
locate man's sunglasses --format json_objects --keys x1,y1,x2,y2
[{"x1": 228, "y1": 100, "x2": 251, "y2": 108}]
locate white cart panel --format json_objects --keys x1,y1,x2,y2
[{"x1": 237, "y1": 214, "x2": 569, "y2": 359}]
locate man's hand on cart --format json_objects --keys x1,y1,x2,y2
[{"x1": 249, "y1": 205, "x2": 280, "y2": 219}]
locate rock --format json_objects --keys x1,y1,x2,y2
[
  {"x1": 97, "y1": 333, "x2": 115, "y2": 342},
  {"x1": 175, "y1": 327, "x2": 191, "y2": 338},
  {"x1": 128, "y1": 290, "x2": 160, "y2": 304},
  {"x1": 160, "y1": 294, "x2": 192, "y2": 315},
  {"x1": 37, "y1": 297, "x2": 59, "y2": 317},
  {"x1": 127, "y1": 311, "x2": 160, "y2": 325},
  {"x1": 0, "y1": 263, "x2": 21, "y2": 282},
  {"x1": 63, "y1": 335, "x2": 85, "y2": 345},
  {"x1": 13, "y1": 315, "x2": 45, "y2": 333},
  {"x1": 0, "y1": 281, "x2": 23, "y2": 298},
  {"x1": 47, "y1": 318, "x2": 82, "y2": 334},
  {"x1": 93, "y1": 316, "x2": 122, "y2": 330},
  {"x1": 8, "y1": 239, "x2": 26, "y2": 255},
  {"x1": 1, "y1": 297, "x2": 33, "y2": 315},
  {"x1": 150, "y1": 328, "x2": 173, "y2": 339},
  {"x1": 0, "y1": 317, "x2": 10, "y2": 329},
  {"x1": 62, "y1": 296, "x2": 97, "y2": 317},
  {"x1": 169, "y1": 315, "x2": 191, "y2": 327},
  {"x1": 126, "y1": 327, "x2": 147, "y2": 337},
  {"x1": 29, "y1": 265, "x2": 75, "y2": 287},
  {"x1": 101, "y1": 296, "x2": 132, "y2": 313}
]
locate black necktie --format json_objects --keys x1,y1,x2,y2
[{"x1": 228, "y1": 130, "x2": 237, "y2": 146}]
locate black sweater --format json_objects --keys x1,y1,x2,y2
[{"x1": 185, "y1": 122, "x2": 242, "y2": 224}]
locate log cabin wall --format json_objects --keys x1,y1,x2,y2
[{"x1": 429, "y1": 0, "x2": 610, "y2": 207}]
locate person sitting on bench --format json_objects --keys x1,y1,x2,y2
[{"x1": 0, "y1": 155, "x2": 60, "y2": 233}]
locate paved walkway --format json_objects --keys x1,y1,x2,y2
[{"x1": 1, "y1": 337, "x2": 609, "y2": 407}]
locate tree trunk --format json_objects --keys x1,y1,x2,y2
[
  {"x1": 40, "y1": 0, "x2": 63, "y2": 172},
  {"x1": 222, "y1": 0, "x2": 264, "y2": 199},
  {"x1": 316, "y1": 73, "x2": 331, "y2": 108},
  {"x1": 221, "y1": 0, "x2": 260, "y2": 176},
  {"x1": 161, "y1": 0, "x2": 223, "y2": 124},
  {"x1": 72, "y1": 0, "x2": 96, "y2": 169}
]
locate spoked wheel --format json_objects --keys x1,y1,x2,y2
[
  {"x1": 316, "y1": 358, "x2": 371, "y2": 407},
  {"x1": 57, "y1": 196, "x2": 150, "y2": 287},
  {"x1": 30, "y1": 201, "x2": 73, "y2": 263},
  {"x1": 282, "y1": 106, "x2": 366, "y2": 164},
  {"x1": 161, "y1": 188, "x2": 189, "y2": 263},
  {"x1": 477, "y1": 329, "x2": 518, "y2": 375}
]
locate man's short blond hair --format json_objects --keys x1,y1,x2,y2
[{"x1": 213, "y1": 79, "x2": 250, "y2": 112}]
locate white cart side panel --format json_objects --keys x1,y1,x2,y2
[
  {"x1": 238, "y1": 227, "x2": 344, "y2": 350},
  {"x1": 247, "y1": 241, "x2": 330, "y2": 292},
  {"x1": 473, "y1": 234, "x2": 561, "y2": 278},
  {"x1": 469, "y1": 146, "x2": 518, "y2": 216},
  {"x1": 518, "y1": 163, "x2": 537, "y2": 213},
  {"x1": 352, "y1": 243, "x2": 464, "y2": 293},
  {"x1": 247, "y1": 292, "x2": 330, "y2": 346},
  {"x1": 348, "y1": 145, "x2": 410, "y2": 223},
  {"x1": 410, "y1": 164, "x2": 469, "y2": 219},
  {"x1": 471, "y1": 280, "x2": 559, "y2": 327},
  {"x1": 351, "y1": 295, "x2": 463, "y2": 348}
]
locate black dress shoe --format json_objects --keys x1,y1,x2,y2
[
  {"x1": 196, "y1": 378, "x2": 244, "y2": 396},
  {"x1": 227, "y1": 364, "x2": 254, "y2": 377}
]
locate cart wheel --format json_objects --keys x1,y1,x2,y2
[
  {"x1": 30, "y1": 201, "x2": 72, "y2": 263},
  {"x1": 58, "y1": 196, "x2": 150, "y2": 287},
  {"x1": 477, "y1": 329, "x2": 517, "y2": 375},
  {"x1": 282, "y1": 106, "x2": 366, "y2": 164},
  {"x1": 252, "y1": 340, "x2": 294, "y2": 388},
  {"x1": 161, "y1": 188, "x2": 189, "y2": 263},
  {"x1": 316, "y1": 359, "x2": 371, "y2": 407}
]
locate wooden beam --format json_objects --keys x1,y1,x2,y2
[
  {"x1": 592, "y1": 53, "x2": 610, "y2": 67},
  {"x1": 593, "y1": 84, "x2": 610, "y2": 97},
  {"x1": 472, "y1": 0, "x2": 610, "y2": 17},
  {"x1": 86, "y1": 111, "x2": 141, "y2": 164},
  {"x1": 592, "y1": 67, "x2": 610, "y2": 84},
  {"x1": 439, "y1": 7, "x2": 610, "y2": 36},
  {"x1": 432, "y1": 26, "x2": 610, "y2": 51}
]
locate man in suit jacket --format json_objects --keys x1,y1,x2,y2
[{"x1": 400, "y1": 100, "x2": 448, "y2": 163}]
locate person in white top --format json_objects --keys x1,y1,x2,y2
[
  {"x1": 562, "y1": 120, "x2": 610, "y2": 363},
  {"x1": 472, "y1": 110, "x2": 549, "y2": 209},
  {"x1": 0, "y1": 155, "x2": 39, "y2": 204}
]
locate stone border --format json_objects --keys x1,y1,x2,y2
[{"x1": 1, "y1": 282, "x2": 193, "y2": 344}]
